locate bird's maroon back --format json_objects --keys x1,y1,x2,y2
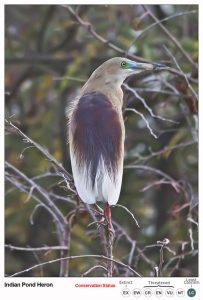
[{"x1": 71, "y1": 91, "x2": 123, "y2": 189}]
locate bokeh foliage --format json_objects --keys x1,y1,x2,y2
[{"x1": 5, "y1": 4, "x2": 198, "y2": 277}]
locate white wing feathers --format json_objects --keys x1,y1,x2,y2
[{"x1": 70, "y1": 153, "x2": 123, "y2": 205}]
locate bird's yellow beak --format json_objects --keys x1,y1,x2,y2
[{"x1": 129, "y1": 62, "x2": 168, "y2": 71}]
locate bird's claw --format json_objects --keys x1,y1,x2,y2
[
  {"x1": 96, "y1": 216, "x2": 107, "y2": 230},
  {"x1": 93, "y1": 204, "x2": 115, "y2": 243},
  {"x1": 96, "y1": 217, "x2": 115, "y2": 237}
]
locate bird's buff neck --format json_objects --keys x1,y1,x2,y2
[{"x1": 81, "y1": 74, "x2": 124, "y2": 110}]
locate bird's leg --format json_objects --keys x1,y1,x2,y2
[
  {"x1": 92, "y1": 203, "x2": 115, "y2": 236},
  {"x1": 104, "y1": 202, "x2": 115, "y2": 277},
  {"x1": 104, "y1": 203, "x2": 115, "y2": 238},
  {"x1": 104, "y1": 202, "x2": 113, "y2": 231}
]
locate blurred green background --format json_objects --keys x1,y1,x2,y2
[{"x1": 5, "y1": 4, "x2": 198, "y2": 277}]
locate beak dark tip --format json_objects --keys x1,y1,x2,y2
[{"x1": 153, "y1": 63, "x2": 168, "y2": 70}]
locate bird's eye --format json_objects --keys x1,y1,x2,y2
[{"x1": 121, "y1": 61, "x2": 128, "y2": 68}]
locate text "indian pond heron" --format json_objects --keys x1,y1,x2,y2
[{"x1": 68, "y1": 57, "x2": 166, "y2": 231}]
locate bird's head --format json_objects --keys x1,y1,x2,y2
[
  {"x1": 82, "y1": 57, "x2": 168, "y2": 95},
  {"x1": 90, "y1": 57, "x2": 168, "y2": 86}
]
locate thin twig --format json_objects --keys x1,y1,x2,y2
[
  {"x1": 126, "y1": 10, "x2": 197, "y2": 56},
  {"x1": 82, "y1": 265, "x2": 108, "y2": 277},
  {"x1": 113, "y1": 220, "x2": 157, "y2": 273},
  {"x1": 124, "y1": 164, "x2": 181, "y2": 193},
  {"x1": 126, "y1": 108, "x2": 158, "y2": 139},
  {"x1": 64, "y1": 5, "x2": 151, "y2": 63},
  {"x1": 156, "y1": 239, "x2": 170, "y2": 276},
  {"x1": 135, "y1": 87, "x2": 194, "y2": 99},
  {"x1": 5, "y1": 244, "x2": 68, "y2": 252},
  {"x1": 187, "y1": 217, "x2": 198, "y2": 227},
  {"x1": 143, "y1": 5, "x2": 197, "y2": 69},
  {"x1": 31, "y1": 172, "x2": 62, "y2": 181},
  {"x1": 124, "y1": 83, "x2": 178, "y2": 124},
  {"x1": 23, "y1": 187, "x2": 34, "y2": 204},
  {"x1": 53, "y1": 76, "x2": 86, "y2": 82},
  {"x1": 19, "y1": 146, "x2": 35, "y2": 160},
  {"x1": 125, "y1": 241, "x2": 136, "y2": 276},
  {"x1": 114, "y1": 204, "x2": 140, "y2": 228},
  {"x1": 5, "y1": 161, "x2": 67, "y2": 227},
  {"x1": 5, "y1": 160, "x2": 71, "y2": 277},
  {"x1": 163, "y1": 45, "x2": 198, "y2": 102},
  {"x1": 5, "y1": 175, "x2": 58, "y2": 225},
  {"x1": 188, "y1": 228, "x2": 194, "y2": 251},
  {"x1": 30, "y1": 204, "x2": 43, "y2": 225},
  {"x1": 49, "y1": 192, "x2": 76, "y2": 205},
  {"x1": 158, "y1": 245, "x2": 165, "y2": 276},
  {"x1": 140, "y1": 178, "x2": 174, "y2": 192},
  {"x1": 8, "y1": 254, "x2": 142, "y2": 277},
  {"x1": 32, "y1": 251, "x2": 44, "y2": 276},
  {"x1": 163, "y1": 250, "x2": 197, "y2": 271},
  {"x1": 5, "y1": 119, "x2": 73, "y2": 184},
  {"x1": 131, "y1": 141, "x2": 196, "y2": 163}
]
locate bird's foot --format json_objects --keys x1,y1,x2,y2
[
  {"x1": 96, "y1": 217, "x2": 115, "y2": 242},
  {"x1": 96, "y1": 216, "x2": 107, "y2": 230},
  {"x1": 92, "y1": 204, "x2": 104, "y2": 217},
  {"x1": 92, "y1": 204, "x2": 115, "y2": 242}
]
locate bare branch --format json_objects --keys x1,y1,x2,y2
[
  {"x1": 5, "y1": 119, "x2": 73, "y2": 184},
  {"x1": 82, "y1": 265, "x2": 108, "y2": 277},
  {"x1": 163, "y1": 45, "x2": 198, "y2": 102},
  {"x1": 135, "y1": 87, "x2": 194, "y2": 99},
  {"x1": 126, "y1": 10, "x2": 197, "y2": 56},
  {"x1": 124, "y1": 241, "x2": 136, "y2": 276},
  {"x1": 112, "y1": 221, "x2": 157, "y2": 272},
  {"x1": 126, "y1": 108, "x2": 158, "y2": 139},
  {"x1": 5, "y1": 160, "x2": 71, "y2": 277},
  {"x1": 19, "y1": 146, "x2": 35, "y2": 160},
  {"x1": 157, "y1": 238, "x2": 170, "y2": 276},
  {"x1": 124, "y1": 83, "x2": 178, "y2": 124},
  {"x1": 143, "y1": 5, "x2": 197, "y2": 69},
  {"x1": 49, "y1": 192, "x2": 76, "y2": 205},
  {"x1": 163, "y1": 250, "x2": 198, "y2": 271},
  {"x1": 114, "y1": 204, "x2": 140, "y2": 228},
  {"x1": 5, "y1": 161, "x2": 67, "y2": 227},
  {"x1": 8, "y1": 254, "x2": 142, "y2": 277},
  {"x1": 25, "y1": 186, "x2": 35, "y2": 203},
  {"x1": 64, "y1": 5, "x2": 151, "y2": 63},
  {"x1": 158, "y1": 245, "x2": 164, "y2": 276},
  {"x1": 140, "y1": 178, "x2": 174, "y2": 192},
  {"x1": 188, "y1": 228, "x2": 194, "y2": 252},
  {"x1": 131, "y1": 141, "x2": 196, "y2": 163},
  {"x1": 31, "y1": 172, "x2": 62, "y2": 181},
  {"x1": 30, "y1": 204, "x2": 44, "y2": 225},
  {"x1": 5, "y1": 244, "x2": 68, "y2": 252},
  {"x1": 5, "y1": 174, "x2": 57, "y2": 225},
  {"x1": 124, "y1": 164, "x2": 181, "y2": 193},
  {"x1": 187, "y1": 217, "x2": 198, "y2": 227},
  {"x1": 53, "y1": 75, "x2": 86, "y2": 83}
]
